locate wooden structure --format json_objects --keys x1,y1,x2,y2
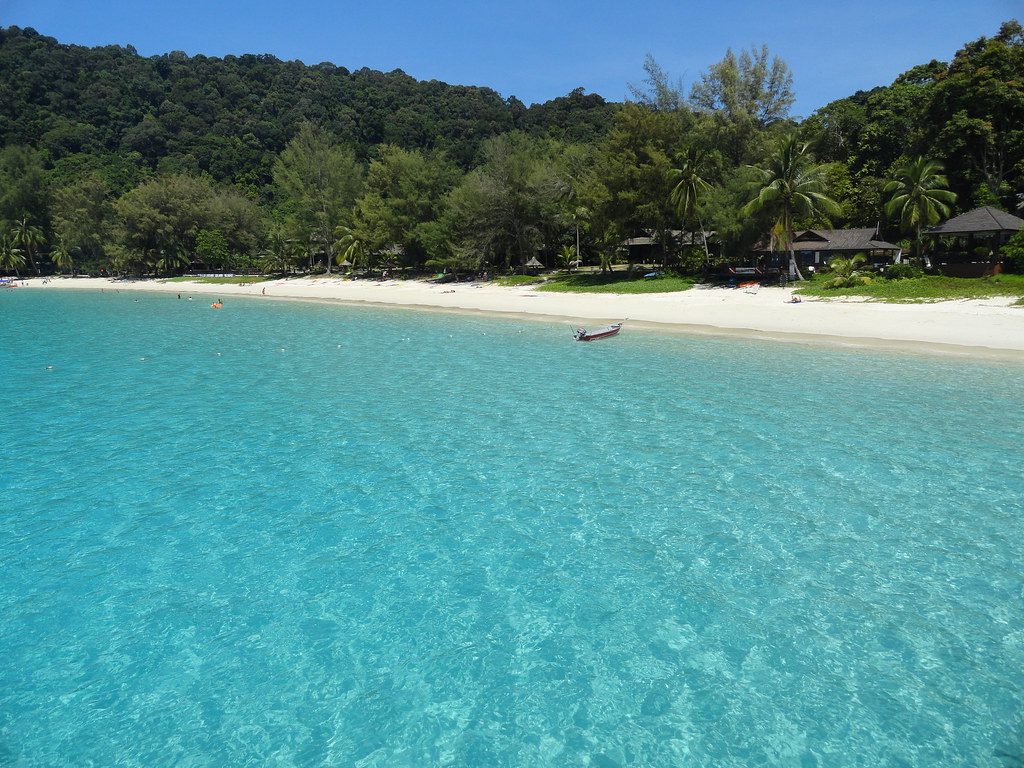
[
  {"x1": 925, "y1": 206, "x2": 1024, "y2": 276},
  {"x1": 620, "y1": 229, "x2": 716, "y2": 263},
  {"x1": 755, "y1": 228, "x2": 901, "y2": 274},
  {"x1": 524, "y1": 256, "x2": 544, "y2": 274}
]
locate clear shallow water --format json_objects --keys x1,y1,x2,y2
[{"x1": 1, "y1": 290, "x2": 1023, "y2": 767}]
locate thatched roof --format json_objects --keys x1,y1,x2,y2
[
  {"x1": 926, "y1": 206, "x2": 1024, "y2": 235},
  {"x1": 525, "y1": 256, "x2": 543, "y2": 268}
]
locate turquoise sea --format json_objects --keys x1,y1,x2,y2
[{"x1": 1, "y1": 289, "x2": 1023, "y2": 767}]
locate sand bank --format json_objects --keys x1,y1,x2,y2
[{"x1": 23, "y1": 276, "x2": 1024, "y2": 360}]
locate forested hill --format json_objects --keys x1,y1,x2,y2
[
  {"x1": 805, "y1": 20, "x2": 1024, "y2": 216},
  {"x1": 4, "y1": 22, "x2": 1022, "y2": 212},
  {"x1": 0, "y1": 26, "x2": 615, "y2": 185},
  {"x1": 0, "y1": 21, "x2": 1021, "y2": 280}
]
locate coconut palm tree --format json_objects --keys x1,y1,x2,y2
[
  {"x1": 12, "y1": 217, "x2": 44, "y2": 275},
  {"x1": 51, "y1": 239, "x2": 75, "y2": 275},
  {"x1": 557, "y1": 244, "x2": 576, "y2": 269},
  {"x1": 569, "y1": 205, "x2": 589, "y2": 267},
  {"x1": 334, "y1": 226, "x2": 366, "y2": 272},
  {"x1": 883, "y1": 157, "x2": 956, "y2": 262},
  {"x1": 822, "y1": 253, "x2": 873, "y2": 289},
  {"x1": 260, "y1": 229, "x2": 298, "y2": 274},
  {"x1": 154, "y1": 246, "x2": 189, "y2": 276},
  {"x1": 0, "y1": 235, "x2": 25, "y2": 277},
  {"x1": 742, "y1": 134, "x2": 840, "y2": 280},
  {"x1": 669, "y1": 149, "x2": 713, "y2": 264}
]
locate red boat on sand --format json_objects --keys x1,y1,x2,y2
[{"x1": 573, "y1": 323, "x2": 623, "y2": 342}]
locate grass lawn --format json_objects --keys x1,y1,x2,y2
[
  {"x1": 163, "y1": 275, "x2": 270, "y2": 284},
  {"x1": 494, "y1": 275, "x2": 545, "y2": 287},
  {"x1": 536, "y1": 272, "x2": 697, "y2": 294},
  {"x1": 796, "y1": 273, "x2": 1024, "y2": 303}
]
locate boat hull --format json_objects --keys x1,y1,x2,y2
[{"x1": 575, "y1": 323, "x2": 622, "y2": 342}]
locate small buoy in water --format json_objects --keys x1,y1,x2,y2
[
  {"x1": 216, "y1": 352, "x2": 222, "y2": 356},
  {"x1": 279, "y1": 348, "x2": 285, "y2": 352},
  {"x1": 139, "y1": 357, "x2": 146, "y2": 362},
  {"x1": 46, "y1": 365, "x2": 54, "y2": 370}
]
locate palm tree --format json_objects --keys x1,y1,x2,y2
[
  {"x1": 12, "y1": 217, "x2": 44, "y2": 275},
  {"x1": 670, "y1": 149, "x2": 712, "y2": 264},
  {"x1": 822, "y1": 253, "x2": 873, "y2": 289},
  {"x1": 260, "y1": 229, "x2": 298, "y2": 274},
  {"x1": 51, "y1": 239, "x2": 75, "y2": 275},
  {"x1": 0, "y1": 235, "x2": 26, "y2": 277},
  {"x1": 742, "y1": 134, "x2": 840, "y2": 280},
  {"x1": 557, "y1": 244, "x2": 576, "y2": 270},
  {"x1": 595, "y1": 226, "x2": 622, "y2": 275},
  {"x1": 883, "y1": 157, "x2": 956, "y2": 262},
  {"x1": 334, "y1": 226, "x2": 365, "y2": 272},
  {"x1": 569, "y1": 206, "x2": 589, "y2": 268},
  {"x1": 154, "y1": 246, "x2": 189, "y2": 276}
]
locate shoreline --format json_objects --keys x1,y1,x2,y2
[{"x1": 20, "y1": 275, "x2": 1024, "y2": 362}]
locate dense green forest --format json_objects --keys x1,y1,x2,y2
[{"x1": 0, "y1": 21, "x2": 1021, "y2": 277}]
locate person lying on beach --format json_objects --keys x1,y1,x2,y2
[{"x1": 785, "y1": 296, "x2": 802, "y2": 304}]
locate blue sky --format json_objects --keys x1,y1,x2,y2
[{"x1": 3, "y1": 0, "x2": 1018, "y2": 116}]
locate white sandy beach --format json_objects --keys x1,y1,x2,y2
[{"x1": 21, "y1": 275, "x2": 1024, "y2": 359}]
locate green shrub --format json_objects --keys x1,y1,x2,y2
[
  {"x1": 885, "y1": 262, "x2": 923, "y2": 280},
  {"x1": 1001, "y1": 229, "x2": 1024, "y2": 274},
  {"x1": 822, "y1": 254, "x2": 873, "y2": 289}
]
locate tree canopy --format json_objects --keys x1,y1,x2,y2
[{"x1": 0, "y1": 21, "x2": 1021, "y2": 277}]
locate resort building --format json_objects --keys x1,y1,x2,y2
[
  {"x1": 756, "y1": 228, "x2": 901, "y2": 272},
  {"x1": 924, "y1": 206, "x2": 1024, "y2": 277},
  {"x1": 620, "y1": 230, "x2": 716, "y2": 263}
]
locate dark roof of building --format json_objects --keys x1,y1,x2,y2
[
  {"x1": 622, "y1": 235, "x2": 658, "y2": 247},
  {"x1": 926, "y1": 206, "x2": 1024, "y2": 235},
  {"x1": 622, "y1": 229, "x2": 714, "y2": 247},
  {"x1": 758, "y1": 228, "x2": 899, "y2": 253}
]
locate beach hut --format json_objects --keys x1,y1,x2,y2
[
  {"x1": 524, "y1": 256, "x2": 544, "y2": 274},
  {"x1": 925, "y1": 206, "x2": 1024, "y2": 276}
]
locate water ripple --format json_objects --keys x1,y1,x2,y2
[{"x1": 1, "y1": 291, "x2": 1023, "y2": 766}]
